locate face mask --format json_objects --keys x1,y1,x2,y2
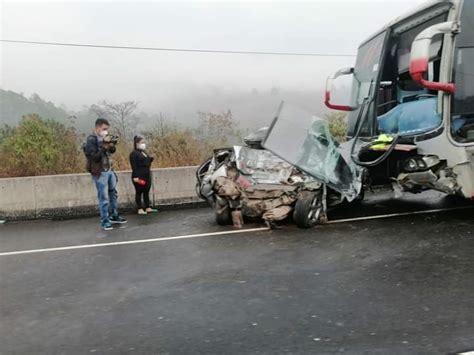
[
  {"x1": 138, "y1": 143, "x2": 146, "y2": 150},
  {"x1": 99, "y1": 130, "x2": 108, "y2": 138}
]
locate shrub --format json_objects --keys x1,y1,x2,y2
[
  {"x1": 0, "y1": 114, "x2": 83, "y2": 177},
  {"x1": 0, "y1": 110, "x2": 244, "y2": 177}
]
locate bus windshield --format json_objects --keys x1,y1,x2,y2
[{"x1": 347, "y1": 31, "x2": 388, "y2": 136}]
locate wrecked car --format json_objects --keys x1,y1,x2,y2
[{"x1": 196, "y1": 128, "x2": 342, "y2": 228}]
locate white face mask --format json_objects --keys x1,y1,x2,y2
[
  {"x1": 138, "y1": 143, "x2": 146, "y2": 150},
  {"x1": 99, "y1": 130, "x2": 108, "y2": 138}
]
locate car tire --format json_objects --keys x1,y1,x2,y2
[
  {"x1": 294, "y1": 191, "x2": 323, "y2": 229},
  {"x1": 354, "y1": 189, "x2": 365, "y2": 204},
  {"x1": 215, "y1": 197, "x2": 232, "y2": 225}
]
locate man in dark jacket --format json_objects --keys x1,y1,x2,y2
[{"x1": 85, "y1": 118, "x2": 127, "y2": 230}]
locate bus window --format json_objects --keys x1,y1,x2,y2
[
  {"x1": 452, "y1": 0, "x2": 474, "y2": 143},
  {"x1": 374, "y1": 13, "x2": 448, "y2": 136},
  {"x1": 395, "y1": 14, "x2": 446, "y2": 102}
]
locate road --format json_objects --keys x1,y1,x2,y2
[{"x1": 1, "y1": 191, "x2": 473, "y2": 354}]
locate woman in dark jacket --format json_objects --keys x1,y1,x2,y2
[{"x1": 130, "y1": 136, "x2": 157, "y2": 215}]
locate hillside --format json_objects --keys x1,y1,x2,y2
[{"x1": 0, "y1": 89, "x2": 69, "y2": 126}]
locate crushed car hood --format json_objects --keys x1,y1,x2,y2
[{"x1": 234, "y1": 145, "x2": 295, "y2": 184}]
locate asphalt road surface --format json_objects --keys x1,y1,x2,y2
[{"x1": 1, "y1": 191, "x2": 473, "y2": 354}]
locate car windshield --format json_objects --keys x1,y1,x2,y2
[{"x1": 263, "y1": 103, "x2": 363, "y2": 201}]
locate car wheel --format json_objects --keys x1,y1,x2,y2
[
  {"x1": 215, "y1": 199, "x2": 232, "y2": 225},
  {"x1": 294, "y1": 191, "x2": 323, "y2": 228},
  {"x1": 353, "y1": 189, "x2": 365, "y2": 204}
]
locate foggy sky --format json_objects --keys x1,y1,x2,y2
[{"x1": 1, "y1": 0, "x2": 428, "y2": 114}]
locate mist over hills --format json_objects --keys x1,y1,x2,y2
[
  {"x1": 0, "y1": 86, "x2": 335, "y2": 134},
  {"x1": 0, "y1": 90, "x2": 70, "y2": 126}
]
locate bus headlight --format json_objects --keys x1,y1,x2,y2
[
  {"x1": 405, "y1": 158, "x2": 419, "y2": 172},
  {"x1": 404, "y1": 156, "x2": 440, "y2": 172}
]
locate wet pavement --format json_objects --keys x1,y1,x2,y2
[{"x1": 1, "y1": 191, "x2": 473, "y2": 354}]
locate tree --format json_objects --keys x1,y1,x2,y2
[
  {"x1": 88, "y1": 103, "x2": 109, "y2": 119},
  {"x1": 90, "y1": 100, "x2": 139, "y2": 140},
  {"x1": 325, "y1": 111, "x2": 347, "y2": 143},
  {"x1": 270, "y1": 86, "x2": 280, "y2": 96},
  {"x1": 0, "y1": 125, "x2": 14, "y2": 145},
  {"x1": 195, "y1": 110, "x2": 240, "y2": 149},
  {"x1": 143, "y1": 117, "x2": 206, "y2": 167}
]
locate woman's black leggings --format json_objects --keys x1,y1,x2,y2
[{"x1": 133, "y1": 180, "x2": 152, "y2": 209}]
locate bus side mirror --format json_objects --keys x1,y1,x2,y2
[
  {"x1": 324, "y1": 67, "x2": 356, "y2": 111},
  {"x1": 409, "y1": 21, "x2": 457, "y2": 94}
]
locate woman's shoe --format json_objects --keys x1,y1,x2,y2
[
  {"x1": 145, "y1": 208, "x2": 158, "y2": 213},
  {"x1": 137, "y1": 209, "x2": 147, "y2": 215}
]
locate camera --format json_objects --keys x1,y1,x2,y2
[{"x1": 105, "y1": 134, "x2": 120, "y2": 145}]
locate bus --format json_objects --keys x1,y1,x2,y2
[{"x1": 263, "y1": 0, "x2": 473, "y2": 225}]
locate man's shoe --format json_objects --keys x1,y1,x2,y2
[
  {"x1": 110, "y1": 215, "x2": 127, "y2": 224},
  {"x1": 137, "y1": 209, "x2": 147, "y2": 215},
  {"x1": 102, "y1": 221, "x2": 113, "y2": 231}
]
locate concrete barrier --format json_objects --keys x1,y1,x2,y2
[{"x1": 0, "y1": 166, "x2": 201, "y2": 220}]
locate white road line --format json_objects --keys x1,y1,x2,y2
[
  {"x1": 1, "y1": 205, "x2": 472, "y2": 257},
  {"x1": 326, "y1": 205, "x2": 474, "y2": 224},
  {"x1": 0, "y1": 227, "x2": 269, "y2": 257}
]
